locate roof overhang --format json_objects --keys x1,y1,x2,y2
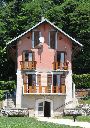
[{"x1": 6, "y1": 18, "x2": 83, "y2": 48}]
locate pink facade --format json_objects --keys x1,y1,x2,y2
[
  {"x1": 7, "y1": 19, "x2": 82, "y2": 116},
  {"x1": 17, "y1": 23, "x2": 72, "y2": 71}
]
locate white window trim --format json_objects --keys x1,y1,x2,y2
[
  {"x1": 32, "y1": 31, "x2": 42, "y2": 48},
  {"x1": 32, "y1": 31, "x2": 34, "y2": 48},
  {"x1": 55, "y1": 32, "x2": 58, "y2": 49},
  {"x1": 48, "y1": 32, "x2": 50, "y2": 48},
  {"x1": 48, "y1": 31, "x2": 58, "y2": 49}
]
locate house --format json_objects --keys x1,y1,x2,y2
[{"x1": 7, "y1": 18, "x2": 82, "y2": 117}]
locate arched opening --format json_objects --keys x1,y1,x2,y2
[{"x1": 36, "y1": 99, "x2": 53, "y2": 117}]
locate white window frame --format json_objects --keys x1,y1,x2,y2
[
  {"x1": 32, "y1": 31, "x2": 42, "y2": 48},
  {"x1": 48, "y1": 31, "x2": 58, "y2": 49}
]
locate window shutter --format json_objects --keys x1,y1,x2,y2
[
  {"x1": 22, "y1": 52, "x2": 25, "y2": 61},
  {"x1": 48, "y1": 32, "x2": 50, "y2": 48},
  {"x1": 23, "y1": 74, "x2": 28, "y2": 84},
  {"x1": 32, "y1": 52, "x2": 35, "y2": 61},
  {"x1": 32, "y1": 31, "x2": 34, "y2": 48},
  {"x1": 37, "y1": 74, "x2": 41, "y2": 86},
  {"x1": 55, "y1": 32, "x2": 57, "y2": 49}
]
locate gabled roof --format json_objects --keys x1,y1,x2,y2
[{"x1": 7, "y1": 18, "x2": 83, "y2": 47}]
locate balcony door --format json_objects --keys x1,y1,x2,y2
[
  {"x1": 57, "y1": 52, "x2": 65, "y2": 64},
  {"x1": 53, "y1": 74, "x2": 61, "y2": 86},
  {"x1": 53, "y1": 74, "x2": 61, "y2": 93},
  {"x1": 28, "y1": 74, "x2": 36, "y2": 86},
  {"x1": 28, "y1": 52, "x2": 33, "y2": 61},
  {"x1": 23, "y1": 51, "x2": 33, "y2": 61}
]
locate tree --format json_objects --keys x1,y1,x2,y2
[{"x1": 0, "y1": 0, "x2": 90, "y2": 80}]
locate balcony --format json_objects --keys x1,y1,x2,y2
[
  {"x1": 23, "y1": 84, "x2": 66, "y2": 94},
  {"x1": 52, "y1": 62, "x2": 68, "y2": 70},
  {"x1": 20, "y1": 61, "x2": 37, "y2": 70}
]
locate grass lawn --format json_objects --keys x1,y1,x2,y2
[
  {"x1": 63, "y1": 116, "x2": 90, "y2": 122},
  {"x1": 0, "y1": 117, "x2": 80, "y2": 128}
]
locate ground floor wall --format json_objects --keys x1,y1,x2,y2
[{"x1": 21, "y1": 95, "x2": 66, "y2": 117}]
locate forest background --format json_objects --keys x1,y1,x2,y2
[{"x1": 0, "y1": 0, "x2": 90, "y2": 94}]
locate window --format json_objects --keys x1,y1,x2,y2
[
  {"x1": 32, "y1": 31, "x2": 41, "y2": 48},
  {"x1": 57, "y1": 52, "x2": 65, "y2": 64},
  {"x1": 23, "y1": 51, "x2": 33, "y2": 61},
  {"x1": 38, "y1": 102, "x2": 44, "y2": 111},
  {"x1": 28, "y1": 74, "x2": 36, "y2": 86},
  {"x1": 53, "y1": 74, "x2": 61, "y2": 86},
  {"x1": 23, "y1": 74, "x2": 36, "y2": 86},
  {"x1": 49, "y1": 31, "x2": 57, "y2": 49}
]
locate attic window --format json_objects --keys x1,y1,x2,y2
[
  {"x1": 32, "y1": 31, "x2": 41, "y2": 48},
  {"x1": 49, "y1": 31, "x2": 57, "y2": 49}
]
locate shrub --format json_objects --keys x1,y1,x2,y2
[
  {"x1": 0, "y1": 81, "x2": 16, "y2": 92},
  {"x1": 0, "y1": 81, "x2": 16, "y2": 100},
  {"x1": 0, "y1": 90, "x2": 5, "y2": 100},
  {"x1": 73, "y1": 74, "x2": 90, "y2": 89}
]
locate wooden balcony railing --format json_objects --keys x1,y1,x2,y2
[
  {"x1": 23, "y1": 85, "x2": 66, "y2": 94},
  {"x1": 20, "y1": 61, "x2": 37, "y2": 70},
  {"x1": 52, "y1": 62, "x2": 68, "y2": 70}
]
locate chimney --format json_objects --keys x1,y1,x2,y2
[{"x1": 41, "y1": 17, "x2": 45, "y2": 21}]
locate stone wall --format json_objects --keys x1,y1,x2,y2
[
  {"x1": 0, "y1": 108, "x2": 29, "y2": 117},
  {"x1": 64, "y1": 104, "x2": 90, "y2": 116},
  {"x1": 76, "y1": 89, "x2": 90, "y2": 98}
]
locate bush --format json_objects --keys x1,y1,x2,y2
[
  {"x1": 0, "y1": 81, "x2": 16, "y2": 100},
  {"x1": 73, "y1": 74, "x2": 90, "y2": 89},
  {"x1": 0, "y1": 90, "x2": 5, "y2": 100},
  {"x1": 0, "y1": 81, "x2": 16, "y2": 92}
]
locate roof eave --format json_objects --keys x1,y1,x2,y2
[{"x1": 7, "y1": 18, "x2": 83, "y2": 47}]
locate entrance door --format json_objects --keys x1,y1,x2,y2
[
  {"x1": 44, "y1": 101, "x2": 51, "y2": 117},
  {"x1": 38, "y1": 101, "x2": 51, "y2": 117}
]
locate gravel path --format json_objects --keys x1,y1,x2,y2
[{"x1": 37, "y1": 117, "x2": 90, "y2": 128}]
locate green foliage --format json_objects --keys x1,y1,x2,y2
[
  {"x1": 0, "y1": 80, "x2": 16, "y2": 100},
  {"x1": 0, "y1": 90, "x2": 5, "y2": 100},
  {"x1": 0, "y1": 81, "x2": 16, "y2": 92},
  {"x1": 78, "y1": 96, "x2": 90, "y2": 104},
  {"x1": 0, "y1": 0, "x2": 90, "y2": 80},
  {"x1": 73, "y1": 74, "x2": 90, "y2": 89},
  {"x1": 0, "y1": 117, "x2": 79, "y2": 128}
]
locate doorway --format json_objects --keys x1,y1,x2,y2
[
  {"x1": 38, "y1": 101, "x2": 51, "y2": 117},
  {"x1": 44, "y1": 101, "x2": 51, "y2": 117}
]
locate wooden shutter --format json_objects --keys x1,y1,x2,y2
[
  {"x1": 47, "y1": 75, "x2": 52, "y2": 86},
  {"x1": 34, "y1": 31, "x2": 39, "y2": 47},
  {"x1": 23, "y1": 74, "x2": 28, "y2": 84},
  {"x1": 37, "y1": 74, "x2": 41, "y2": 86},
  {"x1": 22, "y1": 52, "x2": 25, "y2": 61},
  {"x1": 32, "y1": 51, "x2": 35, "y2": 61},
  {"x1": 50, "y1": 31, "x2": 56, "y2": 49},
  {"x1": 23, "y1": 74, "x2": 28, "y2": 93}
]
